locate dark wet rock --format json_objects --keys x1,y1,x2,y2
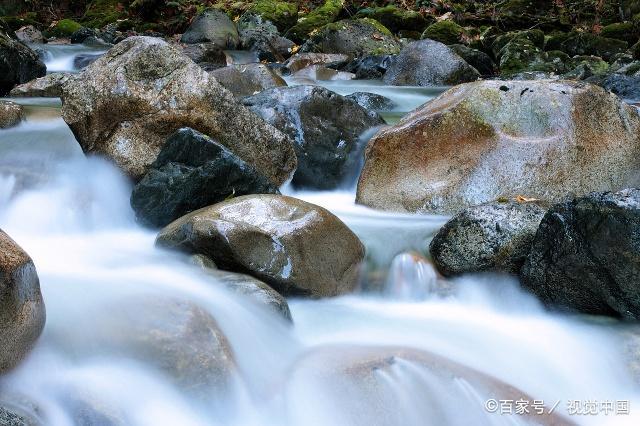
[
  {"x1": 156, "y1": 194, "x2": 365, "y2": 297},
  {"x1": 383, "y1": 39, "x2": 479, "y2": 86},
  {"x1": 284, "y1": 52, "x2": 350, "y2": 73},
  {"x1": 522, "y1": 189, "x2": 640, "y2": 319},
  {"x1": 209, "y1": 63, "x2": 286, "y2": 97},
  {"x1": 181, "y1": 42, "x2": 227, "y2": 71},
  {"x1": 589, "y1": 73, "x2": 640, "y2": 101},
  {"x1": 61, "y1": 36, "x2": 296, "y2": 185},
  {"x1": 70, "y1": 27, "x2": 96, "y2": 44},
  {"x1": 239, "y1": 28, "x2": 294, "y2": 63},
  {"x1": 244, "y1": 85, "x2": 384, "y2": 189},
  {"x1": 346, "y1": 92, "x2": 396, "y2": 111},
  {"x1": 131, "y1": 128, "x2": 279, "y2": 228},
  {"x1": 357, "y1": 80, "x2": 640, "y2": 214},
  {"x1": 421, "y1": 20, "x2": 464, "y2": 45},
  {"x1": 545, "y1": 32, "x2": 627, "y2": 62},
  {"x1": 8, "y1": 72, "x2": 72, "y2": 97},
  {"x1": 0, "y1": 230, "x2": 46, "y2": 373},
  {"x1": 73, "y1": 52, "x2": 103, "y2": 70},
  {"x1": 450, "y1": 44, "x2": 495, "y2": 76},
  {"x1": 14, "y1": 25, "x2": 43, "y2": 44},
  {"x1": 0, "y1": 101, "x2": 24, "y2": 128},
  {"x1": 300, "y1": 19, "x2": 401, "y2": 57},
  {"x1": 333, "y1": 55, "x2": 394, "y2": 79},
  {"x1": 81, "y1": 35, "x2": 112, "y2": 49},
  {"x1": 354, "y1": 5, "x2": 428, "y2": 34},
  {"x1": 493, "y1": 30, "x2": 550, "y2": 75},
  {"x1": 0, "y1": 30, "x2": 46, "y2": 96},
  {"x1": 180, "y1": 8, "x2": 239, "y2": 49},
  {"x1": 430, "y1": 201, "x2": 547, "y2": 276}
]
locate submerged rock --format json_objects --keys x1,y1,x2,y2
[
  {"x1": 156, "y1": 195, "x2": 365, "y2": 297},
  {"x1": 131, "y1": 128, "x2": 279, "y2": 228},
  {"x1": 0, "y1": 230, "x2": 46, "y2": 373},
  {"x1": 61, "y1": 36, "x2": 296, "y2": 185},
  {"x1": 9, "y1": 72, "x2": 72, "y2": 97},
  {"x1": 0, "y1": 101, "x2": 24, "y2": 129},
  {"x1": 430, "y1": 201, "x2": 547, "y2": 276},
  {"x1": 244, "y1": 85, "x2": 385, "y2": 189},
  {"x1": 383, "y1": 39, "x2": 479, "y2": 86},
  {"x1": 72, "y1": 52, "x2": 103, "y2": 70},
  {"x1": 180, "y1": 8, "x2": 239, "y2": 49},
  {"x1": 209, "y1": 63, "x2": 287, "y2": 97},
  {"x1": 357, "y1": 80, "x2": 640, "y2": 214},
  {"x1": 300, "y1": 18, "x2": 401, "y2": 57},
  {"x1": 522, "y1": 189, "x2": 640, "y2": 319},
  {"x1": 0, "y1": 30, "x2": 46, "y2": 96}
]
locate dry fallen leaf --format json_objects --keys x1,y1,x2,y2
[{"x1": 515, "y1": 195, "x2": 539, "y2": 203}]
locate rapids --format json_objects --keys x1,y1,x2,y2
[{"x1": 1, "y1": 47, "x2": 640, "y2": 425}]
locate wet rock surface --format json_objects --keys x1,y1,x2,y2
[
  {"x1": 156, "y1": 194, "x2": 365, "y2": 297},
  {"x1": 209, "y1": 63, "x2": 287, "y2": 97},
  {"x1": 60, "y1": 36, "x2": 296, "y2": 185},
  {"x1": 180, "y1": 8, "x2": 239, "y2": 49},
  {"x1": 9, "y1": 72, "x2": 73, "y2": 97},
  {"x1": 0, "y1": 30, "x2": 46, "y2": 96},
  {"x1": 244, "y1": 85, "x2": 385, "y2": 189},
  {"x1": 131, "y1": 128, "x2": 279, "y2": 228},
  {"x1": 0, "y1": 230, "x2": 46, "y2": 373},
  {"x1": 357, "y1": 80, "x2": 640, "y2": 213},
  {"x1": 430, "y1": 201, "x2": 547, "y2": 276},
  {"x1": 522, "y1": 189, "x2": 640, "y2": 319},
  {"x1": 0, "y1": 101, "x2": 24, "y2": 129}
]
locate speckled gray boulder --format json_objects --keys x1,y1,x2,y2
[
  {"x1": 383, "y1": 39, "x2": 480, "y2": 86},
  {"x1": 0, "y1": 101, "x2": 24, "y2": 129},
  {"x1": 209, "y1": 63, "x2": 286, "y2": 98},
  {"x1": 9, "y1": 73, "x2": 73, "y2": 98},
  {"x1": 429, "y1": 201, "x2": 547, "y2": 276},
  {"x1": 156, "y1": 195, "x2": 365, "y2": 297}
]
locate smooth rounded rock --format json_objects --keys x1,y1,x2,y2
[
  {"x1": 180, "y1": 8, "x2": 239, "y2": 48},
  {"x1": 0, "y1": 101, "x2": 24, "y2": 129},
  {"x1": 0, "y1": 230, "x2": 46, "y2": 373},
  {"x1": 156, "y1": 194, "x2": 365, "y2": 297},
  {"x1": 209, "y1": 63, "x2": 287, "y2": 97}
]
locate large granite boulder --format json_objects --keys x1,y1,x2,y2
[
  {"x1": 430, "y1": 201, "x2": 547, "y2": 276},
  {"x1": 383, "y1": 39, "x2": 479, "y2": 86},
  {"x1": 131, "y1": 128, "x2": 279, "y2": 228},
  {"x1": 180, "y1": 8, "x2": 239, "y2": 49},
  {"x1": 243, "y1": 85, "x2": 385, "y2": 189},
  {"x1": 156, "y1": 195, "x2": 365, "y2": 297},
  {"x1": 357, "y1": 80, "x2": 640, "y2": 214},
  {"x1": 522, "y1": 189, "x2": 640, "y2": 319},
  {"x1": 0, "y1": 30, "x2": 46, "y2": 95},
  {"x1": 209, "y1": 63, "x2": 287, "y2": 98},
  {"x1": 0, "y1": 230, "x2": 46, "y2": 373},
  {"x1": 60, "y1": 36, "x2": 296, "y2": 184}
]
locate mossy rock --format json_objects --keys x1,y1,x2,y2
[
  {"x1": 300, "y1": 18, "x2": 400, "y2": 57},
  {"x1": 545, "y1": 32, "x2": 628, "y2": 62},
  {"x1": 421, "y1": 20, "x2": 464, "y2": 45},
  {"x1": 82, "y1": 0, "x2": 127, "y2": 29},
  {"x1": 600, "y1": 22, "x2": 638, "y2": 44},
  {"x1": 565, "y1": 55, "x2": 610, "y2": 77},
  {"x1": 49, "y1": 19, "x2": 83, "y2": 37},
  {"x1": 354, "y1": 6, "x2": 428, "y2": 34},
  {"x1": 498, "y1": 38, "x2": 549, "y2": 76},
  {"x1": 632, "y1": 40, "x2": 640, "y2": 59},
  {"x1": 285, "y1": 0, "x2": 344, "y2": 43},
  {"x1": 492, "y1": 29, "x2": 545, "y2": 58},
  {"x1": 249, "y1": 0, "x2": 297, "y2": 32},
  {"x1": 0, "y1": 14, "x2": 40, "y2": 31}
]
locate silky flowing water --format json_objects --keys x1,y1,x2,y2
[{"x1": 1, "y1": 45, "x2": 639, "y2": 425}]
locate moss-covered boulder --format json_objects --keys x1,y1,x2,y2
[
  {"x1": 285, "y1": 0, "x2": 343, "y2": 43},
  {"x1": 300, "y1": 18, "x2": 400, "y2": 57},
  {"x1": 498, "y1": 37, "x2": 549, "y2": 75},
  {"x1": 48, "y1": 19, "x2": 82, "y2": 38},
  {"x1": 82, "y1": 0, "x2": 127, "y2": 29},
  {"x1": 421, "y1": 20, "x2": 464, "y2": 45},
  {"x1": 545, "y1": 32, "x2": 628, "y2": 62},
  {"x1": 565, "y1": 55, "x2": 610, "y2": 79},
  {"x1": 355, "y1": 6, "x2": 428, "y2": 34},
  {"x1": 249, "y1": 0, "x2": 297, "y2": 33},
  {"x1": 492, "y1": 29, "x2": 545, "y2": 58},
  {"x1": 600, "y1": 22, "x2": 638, "y2": 44}
]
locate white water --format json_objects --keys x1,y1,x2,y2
[
  {"x1": 35, "y1": 43, "x2": 107, "y2": 73},
  {"x1": 1, "y1": 92, "x2": 640, "y2": 426}
]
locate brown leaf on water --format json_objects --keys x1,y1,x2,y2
[{"x1": 515, "y1": 195, "x2": 539, "y2": 203}]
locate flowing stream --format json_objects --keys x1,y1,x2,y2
[{"x1": 1, "y1": 45, "x2": 640, "y2": 426}]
